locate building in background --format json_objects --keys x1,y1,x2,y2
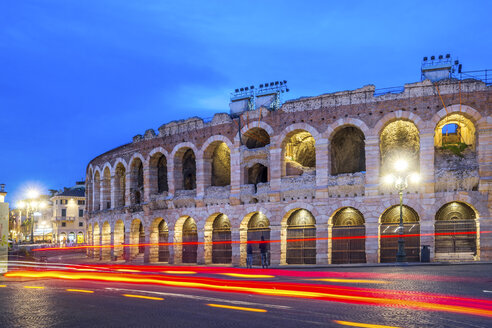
[
  {"x1": 51, "y1": 181, "x2": 86, "y2": 245},
  {"x1": 0, "y1": 184, "x2": 9, "y2": 273}
]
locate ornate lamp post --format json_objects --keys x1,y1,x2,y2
[
  {"x1": 17, "y1": 189, "x2": 46, "y2": 244},
  {"x1": 383, "y1": 159, "x2": 420, "y2": 262}
]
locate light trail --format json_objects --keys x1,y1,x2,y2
[
  {"x1": 163, "y1": 271, "x2": 196, "y2": 274},
  {"x1": 310, "y1": 278, "x2": 389, "y2": 284},
  {"x1": 23, "y1": 286, "x2": 44, "y2": 289},
  {"x1": 206, "y1": 303, "x2": 267, "y2": 313},
  {"x1": 66, "y1": 289, "x2": 94, "y2": 293},
  {"x1": 0, "y1": 285, "x2": 6, "y2": 287},
  {"x1": 334, "y1": 320, "x2": 401, "y2": 328},
  {"x1": 5, "y1": 270, "x2": 492, "y2": 318},
  {"x1": 219, "y1": 273, "x2": 275, "y2": 279},
  {"x1": 122, "y1": 294, "x2": 163, "y2": 301}
]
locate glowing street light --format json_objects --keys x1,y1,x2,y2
[{"x1": 383, "y1": 158, "x2": 420, "y2": 262}]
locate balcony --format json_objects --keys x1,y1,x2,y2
[{"x1": 55, "y1": 216, "x2": 76, "y2": 221}]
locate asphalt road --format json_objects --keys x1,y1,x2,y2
[{"x1": 1, "y1": 264, "x2": 492, "y2": 328}]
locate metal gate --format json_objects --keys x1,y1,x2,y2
[
  {"x1": 435, "y1": 220, "x2": 476, "y2": 254},
  {"x1": 182, "y1": 229, "x2": 198, "y2": 263},
  {"x1": 212, "y1": 229, "x2": 232, "y2": 264},
  {"x1": 332, "y1": 226, "x2": 366, "y2": 264},
  {"x1": 247, "y1": 229, "x2": 270, "y2": 266},
  {"x1": 286, "y1": 227, "x2": 316, "y2": 264},
  {"x1": 380, "y1": 224, "x2": 420, "y2": 262}
]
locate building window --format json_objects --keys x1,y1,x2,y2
[
  {"x1": 61, "y1": 209, "x2": 66, "y2": 217},
  {"x1": 61, "y1": 222, "x2": 66, "y2": 227},
  {"x1": 78, "y1": 200, "x2": 85, "y2": 205},
  {"x1": 79, "y1": 209, "x2": 83, "y2": 217},
  {"x1": 79, "y1": 222, "x2": 83, "y2": 227}
]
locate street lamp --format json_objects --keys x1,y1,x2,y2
[
  {"x1": 17, "y1": 191, "x2": 46, "y2": 244},
  {"x1": 383, "y1": 158, "x2": 420, "y2": 262}
]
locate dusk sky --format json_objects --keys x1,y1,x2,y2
[{"x1": 1, "y1": 0, "x2": 491, "y2": 203}]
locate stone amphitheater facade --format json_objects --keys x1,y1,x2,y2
[{"x1": 85, "y1": 78, "x2": 492, "y2": 266}]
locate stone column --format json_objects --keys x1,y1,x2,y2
[
  {"x1": 110, "y1": 175, "x2": 117, "y2": 209},
  {"x1": 167, "y1": 230, "x2": 175, "y2": 264},
  {"x1": 196, "y1": 158, "x2": 205, "y2": 198},
  {"x1": 197, "y1": 230, "x2": 206, "y2": 264},
  {"x1": 270, "y1": 224, "x2": 283, "y2": 265},
  {"x1": 419, "y1": 130, "x2": 435, "y2": 194},
  {"x1": 230, "y1": 143, "x2": 241, "y2": 204},
  {"x1": 315, "y1": 138, "x2": 330, "y2": 199},
  {"x1": 99, "y1": 179, "x2": 106, "y2": 211},
  {"x1": 365, "y1": 221, "x2": 379, "y2": 263},
  {"x1": 110, "y1": 229, "x2": 115, "y2": 261},
  {"x1": 143, "y1": 162, "x2": 151, "y2": 203},
  {"x1": 315, "y1": 223, "x2": 328, "y2": 265},
  {"x1": 167, "y1": 160, "x2": 175, "y2": 197},
  {"x1": 231, "y1": 228, "x2": 240, "y2": 265},
  {"x1": 364, "y1": 136, "x2": 380, "y2": 196},
  {"x1": 143, "y1": 232, "x2": 151, "y2": 263},
  {"x1": 269, "y1": 147, "x2": 282, "y2": 202},
  {"x1": 478, "y1": 122, "x2": 492, "y2": 192},
  {"x1": 123, "y1": 228, "x2": 131, "y2": 262},
  {"x1": 125, "y1": 172, "x2": 131, "y2": 206}
]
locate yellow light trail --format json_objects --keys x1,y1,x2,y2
[
  {"x1": 23, "y1": 286, "x2": 44, "y2": 289},
  {"x1": 163, "y1": 271, "x2": 196, "y2": 274},
  {"x1": 334, "y1": 320, "x2": 402, "y2": 328},
  {"x1": 116, "y1": 269, "x2": 141, "y2": 273},
  {"x1": 0, "y1": 285, "x2": 6, "y2": 287},
  {"x1": 123, "y1": 294, "x2": 164, "y2": 301},
  {"x1": 207, "y1": 303, "x2": 267, "y2": 313},
  {"x1": 219, "y1": 273, "x2": 275, "y2": 279},
  {"x1": 66, "y1": 289, "x2": 94, "y2": 293},
  {"x1": 311, "y1": 278, "x2": 389, "y2": 284}
]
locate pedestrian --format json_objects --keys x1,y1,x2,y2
[
  {"x1": 246, "y1": 243, "x2": 253, "y2": 268},
  {"x1": 259, "y1": 236, "x2": 268, "y2": 269}
]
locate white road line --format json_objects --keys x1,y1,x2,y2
[
  {"x1": 105, "y1": 287, "x2": 291, "y2": 310},
  {"x1": 483, "y1": 290, "x2": 492, "y2": 293}
]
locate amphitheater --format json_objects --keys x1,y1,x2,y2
[{"x1": 85, "y1": 75, "x2": 492, "y2": 266}]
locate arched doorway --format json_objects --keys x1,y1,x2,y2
[
  {"x1": 435, "y1": 202, "x2": 477, "y2": 259},
  {"x1": 286, "y1": 209, "x2": 316, "y2": 264},
  {"x1": 330, "y1": 126, "x2": 366, "y2": 175},
  {"x1": 101, "y1": 222, "x2": 111, "y2": 261},
  {"x1": 150, "y1": 218, "x2": 169, "y2": 263},
  {"x1": 331, "y1": 207, "x2": 366, "y2": 264},
  {"x1": 247, "y1": 212, "x2": 270, "y2": 266},
  {"x1": 182, "y1": 217, "x2": 198, "y2": 263},
  {"x1": 212, "y1": 214, "x2": 232, "y2": 264},
  {"x1": 282, "y1": 130, "x2": 316, "y2": 177},
  {"x1": 130, "y1": 219, "x2": 145, "y2": 259},
  {"x1": 77, "y1": 232, "x2": 84, "y2": 244},
  {"x1": 380, "y1": 205, "x2": 420, "y2": 262}
]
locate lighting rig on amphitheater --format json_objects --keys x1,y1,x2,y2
[
  {"x1": 421, "y1": 53, "x2": 462, "y2": 82},
  {"x1": 229, "y1": 80, "x2": 289, "y2": 118}
]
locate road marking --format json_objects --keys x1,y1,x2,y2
[
  {"x1": 163, "y1": 271, "x2": 196, "y2": 274},
  {"x1": 311, "y1": 278, "x2": 389, "y2": 284},
  {"x1": 66, "y1": 289, "x2": 94, "y2": 293},
  {"x1": 105, "y1": 287, "x2": 291, "y2": 310},
  {"x1": 122, "y1": 294, "x2": 164, "y2": 301},
  {"x1": 207, "y1": 303, "x2": 267, "y2": 313},
  {"x1": 219, "y1": 273, "x2": 275, "y2": 279},
  {"x1": 483, "y1": 290, "x2": 492, "y2": 293},
  {"x1": 334, "y1": 320, "x2": 402, "y2": 328},
  {"x1": 23, "y1": 286, "x2": 44, "y2": 289},
  {"x1": 0, "y1": 285, "x2": 6, "y2": 287}
]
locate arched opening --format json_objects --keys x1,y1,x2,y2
[
  {"x1": 102, "y1": 167, "x2": 111, "y2": 209},
  {"x1": 130, "y1": 219, "x2": 145, "y2": 259},
  {"x1": 93, "y1": 171, "x2": 101, "y2": 211},
  {"x1": 204, "y1": 141, "x2": 231, "y2": 187},
  {"x1": 150, "y1": 153, "x2": 168, "y2": 195},
  {"x1": 435, "y1": 202, "x2": 477, "y2": 259},
  {"x1": 113, "y1": 220, "x2": 125, "y2": 260},
  {"x1": 380, "y1": 205, "x2": 420, "y2": 262},
  {"x1": 101, "y1": 222, "x2": 111, "y2": 261},
  {"x1": 380, "y1": 120, "x2": 420, "y2": 176},
  {"x1": 242, "y1": 127, "x2": 270, "y2": 149},
  {"x1": 286, "y1": 209, "x2": 316, "y2": 264},
  {"x1": 114, "y1": 163, "x2": 126, "y2": 208},
  {"x1": 182, "y1": 217, "x2": 198, "y2": 263},
  {"x1": 331, "y1": 207, "x2": 366, "y2": 264},
  {"x1": 60, "y1": 232, "x2": 67, "y2": 244},
  {"x1": 77, "y1": 232, "x2": 84, "y2": 244},
  {"x1": 247, "y1": 212, "x2": 270, "y2": 266},
  {"x1": 211, "y1": 213, "x2": 232, "y2": 264},
  {"x1": 149, "y1": 218, "x2": 169, "y2": 263},
  {"x1": 130, "y1": 158, "x2": 144, "y2": 205},
  {"x1": 86, "y1": 169, "x2": 93, "y2": 211},
  {"x1": 68, "y1": 232, "x2": 75, "y2": 244},
  {"x1": 331, "y1": 126, "x2": 365, "y2": 175},
  {"x1": 434, "y1": 114, "x2": 476, "y2": 149},
  {"x1": 174, "y1": 148, "x2": 197, "y2": 191},
  {"x1": 247, "y1": 163, "x2": 268, "y2": 185},
  {"x1": 282, "y1": 130, "x2": 316, "y2": 176}
]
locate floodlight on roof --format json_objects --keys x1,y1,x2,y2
[
  {"x1": 235, "y1": 89, "x2": 239, "y2": 93},
  {"x1": 446, "y1": 54, "x2": 450, "y2": 58},
  {"x1": 423, "y1": 57, "x2": 428, "y2": 61},
  {"x1": 286, "y1": 88, "x2": 290, "y2": 92},
  {"x1": 245, "y1": 87, "x2": 249, "y2": 91},
  {"x1": 431, "y1": 55, "x2": 435, "y2": 60},
  {"x1": 250, "y1": 85, "x2": 254, "y2": 89},
  {"x1": 270, "y1": 82, "x2": 274, "y2": 86},
  {"x1": 275, "y1": 81, "x2": 279, "y2": 85},
  {"x1": 454, "y1": 60, "x2": 459, "y2": 65},
  {"x1": 438, "y1": 55, "x2": 443, "y2": 60},
  {"x1": 259, "y1": 84, "x2": 263, "y2": 88},
  {"x1": 283, "y1": 80, "x2": 287, "y2": 84},
  {"x1": 240, "y1": 88, "x2": 244, "y2": 91}
]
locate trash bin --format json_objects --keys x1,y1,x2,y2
[{"x1": 421, "y1": 245, "x2": 430, "y2": 262}]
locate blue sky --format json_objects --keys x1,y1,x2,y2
[{"x1": 1, "y1": 0, "x2": 491, "y2": 203}]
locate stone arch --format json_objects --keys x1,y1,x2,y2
[
  {"x1": 173, "y1": 145, "x2": 197, "y2": 191},
  {"x1": 101, "y1": 166, "x2": 111, "y2": 210},
  {"x1": 280, "y1": 125, "x2": 318, "y2": 177},
  {"x1": 201, "y1": 136, "x2": 232, "y2": 187},
  {"x1": 431, "y1": 104, "x2": 482, "y2": 129},
  {"x1": 235, "y1": 121, "x2": 275, "y2": 144},
  {"x1": 175, "y1": 215, "x2": 198, "y2": 264},
  {"x1": 373, "y1": 111, "x2": 424, "y2": 137},
  {"x1": 93, "y1": 170, "x2": 101, "y2": 212},
  {"x1": 379, "y1": 119, "x2": 420, "y2": 176},
  {"x1": 129, "y1": 218, "x2": 145, "y2": 260},
  {"x1": 240, "y1": 211, "x2": 271, "y2": 266},
  {"x1": 149, "y1": 217, "x2": 169, "y2": 263},
  {"x1": 101, "y1": 221, "x2": 111, "y2": 261},
  {"x1": 246, "y1": 163, "x2": 268, "y2": 187},
  {"x1": 129, "y1": 156, "x2": 144, "y2": 204},
  {"x1": 113, "y1": 219, "x2": 125, "y2": 260},
  {"x1": 149, "y1": 150, "x2": 169, "y2": 194},
  {"x1": 329, "y1": 125, "x2": 366, "y2": 175},
  {"x1": 379, "y1": 204, "x2": 420, "y2": 263},
  {"x1": 204, "y1": 213, "x2": 232, "y2": 264},
  {"x1": 435, "y1": 201, "x2": 478, "y2": 260},
  {"x1": 282, "y1": 208, "x2": 316, "y2": 265},
  {"x1": 241, "y1": 127, "x2": 271, "y2": 149},
  {"x1": 329, "y1": 207, "x2": 366, "y2": 264},
  {"x1": 114, "y1": 162, "x2": 127, "y2": 208}
]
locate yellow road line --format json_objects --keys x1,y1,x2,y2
[
  {"x1": 115, "y1": 269, "x2": 140, "y2": 273},
  {"x1": 311, "y1": 278, "x2": 389, "y2": 284},
  {"x1": 0, "y1": 285, "x2": 6, "y2": 287},
  {"x1": 163, "y1": 271, "x2": 196, "y2": 274},
  {"x1": 122, "y1": 294, "x2": 163, "y2": 301},
  {"x1": 207, "y1": 303, "x2": 267, "y2": 313},
  {"x1": 220, "y1": 273, "x2": 275, "y2": 279},
  {"x1": 334, "y1": 320, "x2": 402, "y2": 328},
  {"x1": 23, "y1": 286, "x2": 44, "y2": 289},
  {"x1": 66, "y1": 289, "x2": 94, "y2": 293}
]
